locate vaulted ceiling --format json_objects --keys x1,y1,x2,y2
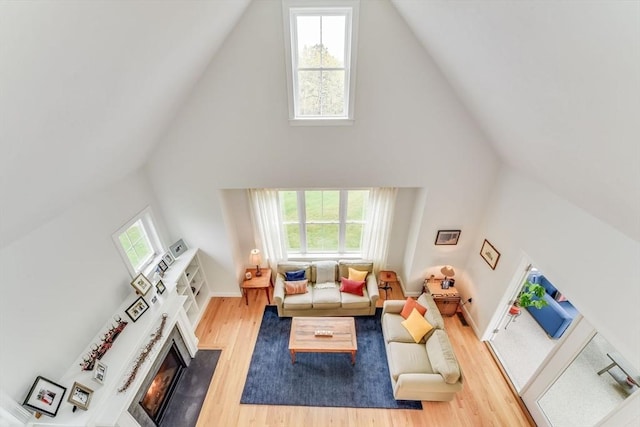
[{"x1": 1, "y1": 0, "x2": 638, "y2": 247}]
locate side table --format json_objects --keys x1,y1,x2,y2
[
  {"x1": 241, "y1": 268, "x2": 272, "y2": 306},
  {"x1": 378, "y1": 270, "x2": 398, "y2": 299},
  {"x1": 425, "y1": 280, "x2": 461, "y2": 316}
]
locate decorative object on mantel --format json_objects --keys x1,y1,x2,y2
[
  {"x1": 435, "y1": 230, "x2": 461, "y2": 245},
  {"x1": 80, "y1": 316, "x2": 128, "y2": 371},
  {"x1": 23, "y1": 376, "x2": 66, "y2": 418},
  {"x1": 157, "y1": 259, "x2": 169, "y2": 274},
  {"x1": 169, "y1": 238, "x2": 188, "y2": 259},
  {"x1": 250, "y1": 248, "x2": 263, "y2": 276},
  {"x1": 118, "y1": 313, "x2": 168, "y2": 393},
  {"x1": 130, "y1": 273, "x2": 153, "y2": 295},
  {"x1": 93, "y1": 361, "x2": 107, "y2": 385},
  {"x1": 155, "y1": 280, "x2": 166, "y2": 295},
  {"x1": 67, "y1": 382, "x2": 93, "y2": 412},
  {"x1": 125, "y1": 296, "x2": 149, "y2": 323},
  {"x1": 162, "y1": 251, "x2": 174, "y2": 266},
  {"x1": 480, "y1": 239, "x2": 501, "y2": 270}
]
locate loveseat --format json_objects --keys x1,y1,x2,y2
[
  {"x1": 526, "y1": 274, "x2": 578, "y2": 339},
  {"x1": 381, "y1": 293, "x2": 463, "y2": 401},
  {"x1": 273, "y1": 260, "x2": 379, "y2": 317}
]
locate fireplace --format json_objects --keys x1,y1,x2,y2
[
  {"x1": 139, "y1": 341, "x2": 185, "y2": 424},
  {"x1": 128, "y1": 326, "x2": 192, "y2": 427}
]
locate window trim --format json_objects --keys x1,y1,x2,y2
[
  {"x1": 112, "y1": 207, "x2": 164, "y2": 278},
  {"x1": 281, "y1": 189, "x2": 368, "y2": 257},
  {"x1": 282, "y1": 0, "x2": 359, "y2": 125}
]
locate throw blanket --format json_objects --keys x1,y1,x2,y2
[{"x1": 315, "y1": 261, "x2": 336, "y2": 284}]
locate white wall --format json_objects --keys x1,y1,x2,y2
[
  {"x1": 0, "y1": 170, "x2": 168, "y2": 402},
  {"x1": 464, "y1": 167, "x2": 640, "y2": 369},
  {"x1": 145, "y1": 0, "x2": 500, "y2": 296}
]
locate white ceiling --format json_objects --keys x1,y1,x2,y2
[{"x1": 1, "y1": 0, "x2": 638, "y2": 247}]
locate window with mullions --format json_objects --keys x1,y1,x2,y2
[
  {"x1": 280, "y1": 189, "x2": 369, "y2": 255},
  {"x1": 113, "y1": 207, "x2": 163, "y2": 276},
  {"x1": 283, "y1": 0, "x2": 359, "y2": 122}
]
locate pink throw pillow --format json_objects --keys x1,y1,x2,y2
[
  {"x1": 285, "y1": 279, "x2": 308, "y2": 295},
  {"x1": 340, "y1": 278, "x2": 365, "y2": 296}
]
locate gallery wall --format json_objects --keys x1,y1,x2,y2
[{"x1": 0, "y1": 170, "x2": 170, "y2": 402}]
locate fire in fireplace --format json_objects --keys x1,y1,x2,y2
[{"x1": 139, "y1": 341, "x2": 185, "y2": 425}]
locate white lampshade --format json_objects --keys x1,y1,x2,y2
[{"x1": 250, "y1": 249, "x2": 262, "y2": 266}]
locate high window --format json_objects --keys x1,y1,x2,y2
[
  {"x1": 280, "y1": 189, "x2": 369, "y2": 255},
  {"x1": 283, "y1": 0, "x2": 359, "y2": 123},
  {"x1": 113, "y1": 207, "x2": 163, "y2": 276}
]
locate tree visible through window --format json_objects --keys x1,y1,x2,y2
[
  {"x1": 284, "y1": 1, "x2": 359, "y2": 121},
  {"x1": 280, "y1": 190, "x2": 368, "y2": 255},
  {"x1": 118, "y1": 219, "x2": 155, "y2": 272}
]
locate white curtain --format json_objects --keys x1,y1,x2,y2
[
  {"x1": 361, "y1": 187, "x2": 397, "y2": 274},
  {"x1": 248, "y1": 189, "x2": 287, "y2": 270}
]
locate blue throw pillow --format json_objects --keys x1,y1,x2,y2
[{"x1": 285, "y1": 269, "x2": 305, "y2": 281}]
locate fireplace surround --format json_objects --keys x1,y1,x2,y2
[{"x1": 128, "y1": 326, "x2": 191, "y2": 427}]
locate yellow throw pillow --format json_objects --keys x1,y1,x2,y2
[
  {"x1": 401, "y1": 308, "x2": 434, "y2": 343},
  {"x1": 348, "y1": 267, "x2": 368, "y2": 281}
]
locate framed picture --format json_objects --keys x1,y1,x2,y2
[
  {"x1": 130, "y1": 273, "x2": 152, "y2": 296},
  {"x1": 125, "y1": 296, "x2": 149, "y2": 322},
  {"x1": 93, "y1": 361, "x2": 107, "y2": 385},
  {"x1": 67, "y1": 382, "x2": 93, "y2": 411},
  {"x1": 23, "y1": 376, "x2": 66, "y2": 417},
  {"x1": 480, "y1": 239, "x2": 501, "y2": 270},
  {"x1": 156, "y1": 280, "x2": 166, "y2": 295},
  {"x1": 435, "y1": 230, "x2": 461, "y2": 245},
  {"x1": 169, "y1": 239, "x2": 188, "y2": 259},
  {"x1": 162, "y1": 252, "x2": 174, "y2": 266},
  {"x1": 157, "y1": 260, "x2": 168, "y2": 272}
]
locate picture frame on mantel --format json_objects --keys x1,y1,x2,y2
[
  {"x1": 130, "y1": 273, "x2": 152, "y2": 296},
  {"x1": 480, "y1": 239, "x2": 501, "y2": 270},
  {"x1": 169, "y1": 238, "x2": 188, "y2": 259},
  {"x1": 125, "y1": 296, "x2": 149, "y2": 322},
  {"x1": 435, "y1": 230, "x2": 461, "y2": 245},
  {"x1": 23, "y1": 376, "x2": 67, "y2": 417}
]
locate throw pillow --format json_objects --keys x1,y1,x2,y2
[
  {"x1": 401, "y1": 308, "x2": 434, "y2": 343},
  {"x1": 285, "y1": 279, "x2": 308, "y2": 295},
  {"x1": 348, "y1": 267, "x2": 368, "y2": 281},
  {"x1": 400, "y1": 297, "x2": 427, "y2": 319},
  {"x1": 285, "y1": 269, "x2": 305, "y2": 281},
  {"x1": 340, "y1": 277, "x2": 365, "y2": 296},
  {"x1": 554, "y1": 291, "x2": 567, "y2": 302}
]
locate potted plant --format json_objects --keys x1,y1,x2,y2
[{"x1": 509, "y1": 280, "x2": 548, "y2": 315}]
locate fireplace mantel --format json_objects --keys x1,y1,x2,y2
[{"x1": 30, "y1": 290, "x2": 198, "y2": 427}]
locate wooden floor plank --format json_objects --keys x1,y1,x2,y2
[{"x1": 194, "y1": 284, "x2": 533, "y2": 426}]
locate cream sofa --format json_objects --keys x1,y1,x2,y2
[
  {"x1": 381, "y1": 293, "x2": 463, "y2": 401},
  {"x1": 273, "y1": 260, "x2": 379, "y2": 317}
]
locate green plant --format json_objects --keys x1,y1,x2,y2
[{"x1": 515, "y1": 281, "x2": 548, "y2": 309}]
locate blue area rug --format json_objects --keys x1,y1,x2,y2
[
  {"x1": 161, "y1": 349, "x2": 221, "y2": 427},
  {"x1": 240, "y1": 306, "x2": 422, "y2": 410}
]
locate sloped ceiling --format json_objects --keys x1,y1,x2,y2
[
  {"x1": 392, "y1": 0, "x2": 640, "y2": 241},
  {"x1": 1, "y1": 0, "x2": 638, "y2": 247},
  {"x1": 0, "y1": 0, "x2": 250, "y2": 248}
]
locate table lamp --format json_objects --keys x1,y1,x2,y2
[
  {"x1": 440, "y1": 265, "x2": 455, "y2": 289},
  {"x1": 250, "y1": 249, "x2": 262, "y2": 276}
]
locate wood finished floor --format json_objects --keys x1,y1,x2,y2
[{"x1": 194, "y1": 285, "x2": 533, "y2": 426}]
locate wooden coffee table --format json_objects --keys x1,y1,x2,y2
[{"x1": 289, "y1": 317, "x2": 357, "y2": 365}]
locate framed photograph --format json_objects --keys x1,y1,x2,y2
[
  {"x1": 435, "y1": 230, "x2": 461, "y2": 245},
  {"x1": 169, "y1": 239, "x2": 188, "y2": 259},
  {"x1": 157, "y1": 260, "x2": 168, "y2": 272},
  {"x1": 162, "y1": 252, "x2": 174, "y2": 266},
  {"x1": 93, "y1": 361, "x2": 107, "y2": 385},
  {"x1": 480, "y1": 239, "x2": 501, "y2": 270},
  {"x1": 125, "y1": 296, "x2": 149, "y2": 322},
  {"x1": 23, "y1": 376, "x2": 66, "y2": 417},
  {"x1": 67, "y1": 382, "x2": 93, "y2": 411},
  {"x1": 155, "y1": 280, "x2": 166, "y2": 295},
  {"x1": 130, "y1": 273, "x2": 152, "y2": 296}
]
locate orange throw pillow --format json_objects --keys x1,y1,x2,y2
[
  {"x1": 400, "y1": 297, "x2": 427, "y2": 319},
  {"x1": 285, "y1": 279, "x2": 308, "y2": 295}
]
